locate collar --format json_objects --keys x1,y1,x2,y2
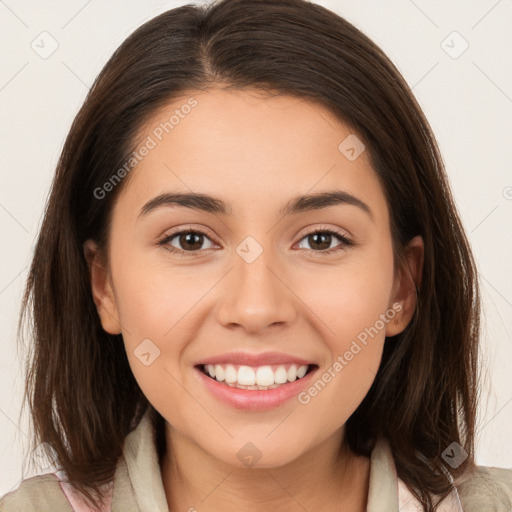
[{"x1": 119, "y1": 405, "x2": 462, "y2": 512}]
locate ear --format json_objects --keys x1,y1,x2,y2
[
  {"x1": 386, "y1": 235, "x2": 424, "y2": 337},
  {"x1": 83, "y1": 239, "x2": 122, "y2": 335}
]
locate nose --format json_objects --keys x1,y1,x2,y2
[{"x1": 216, "y1": 246, "x2": 297, "y2": 334}]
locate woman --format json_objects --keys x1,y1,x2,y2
[{"x1": 1, "y1": 0, "x2": 511, "y2": 510}]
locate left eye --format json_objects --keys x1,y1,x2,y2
[
  {"x1": 159, "y1": 228, "x2": 352, "y2": 256},
  {"x1": 296, "y1": 229, "x2": 352, "y2": 252}
]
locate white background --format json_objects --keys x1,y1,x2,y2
[{"x1": 1, "y1": 0, "x2": 511, "y2": 496}]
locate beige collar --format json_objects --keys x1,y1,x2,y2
[{"x1": 119, "y1": 405, "x2": 463, "y2": 512}]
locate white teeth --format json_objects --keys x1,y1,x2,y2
[
  {"x1": 238, "y1": 366, "x2": 255, "y2": 385},
  {"x1": 274, "y1": 366, "x2": 288, "y2": 384},
  {"x1": 224, "y1": 365, "x2": 237, "y2": 383},
  {"x1": 214, "y1": 364, "x2": 225, "y2": 381},
  {"x1": 202, "y1": 363, "x2": 310, "y2": 388},
  {"x1": 297, "y1": 365, "x2": 308, "y2": 378},
  {"x1": 256, "y1": 366, "x2": 274, "y2": 387}
]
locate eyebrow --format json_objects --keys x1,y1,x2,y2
[{"x1": 138, "y1": 190, "x2": 374, "y2": 221}]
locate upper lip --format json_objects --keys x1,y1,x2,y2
[{"x1": 195, "y1": 351, "x2": 316, "y2": 367}]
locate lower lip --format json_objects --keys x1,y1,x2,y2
[{"x1": 194, "y1": 366, "x2": 318, "y2": 411}]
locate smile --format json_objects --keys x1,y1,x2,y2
[
  {"x1": 194, "y1": 363, "x2": 319, "y2": 410},
  {"x1": 199, "y1": 363, "x2": 314, "y2": 390}
]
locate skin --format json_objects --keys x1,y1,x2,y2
[{"x1": 85, "y1": 88, "x2": 423, "y2": 511}]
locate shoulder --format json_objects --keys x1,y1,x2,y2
[
  {"x1": 456, "y1": 465, "x2": 512, "y2": 512},
  {"x1": 0, "y1": 473, "x2": 73, "y2": 512}
]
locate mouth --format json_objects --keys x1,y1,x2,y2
[{"x1": 195, "y1": 362, "x2": 319, "y2": 391}]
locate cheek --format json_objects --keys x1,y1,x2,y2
[
  {"x1": 110, "y1": 244, "x2": 205, "y2": 339},
  {"x1": 109, "y1": 250, "x2": 202, "y2": 427},
  {"x1": 293, "y1": 243, "x2": 395, "y2": 414},
  {"x1": 107, "y1": 245, "x2": 190, "y2": 385},
  {"x1": 297, "y1": 240, "x2": 395, "y2": 345}
]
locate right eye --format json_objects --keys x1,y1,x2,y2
[{"x1": 159, "y1": 229, "x2": 217, "y2": 256}]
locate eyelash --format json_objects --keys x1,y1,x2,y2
[{"x1": 158, "y1": 226, "x2": 354, "y2": 257}]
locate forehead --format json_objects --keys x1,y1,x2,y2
[{"x1": 117, "y1": 88, "x2": 388, "y2": 224}]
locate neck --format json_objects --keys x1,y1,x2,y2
[{"x1": 160, "y1": 423, "x2": 370, "y2": 512}]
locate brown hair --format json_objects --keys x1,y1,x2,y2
[{"x1": 17, "y1": 0, "x2": 480, "y2": 510}]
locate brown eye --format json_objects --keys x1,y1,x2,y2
[
  {"x1": 160, "y1": 230, "x2": 215, "y2": 255},
  {"x1": 297, "y1": 229, "x2": 352, "y2": 253},
  {"x1": 304, "y1": 232, "x2": 334, "y2": 251}
]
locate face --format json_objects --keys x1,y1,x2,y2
[{"x1": 85, "y1": 88, "x2": 423, "y2": 469}]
